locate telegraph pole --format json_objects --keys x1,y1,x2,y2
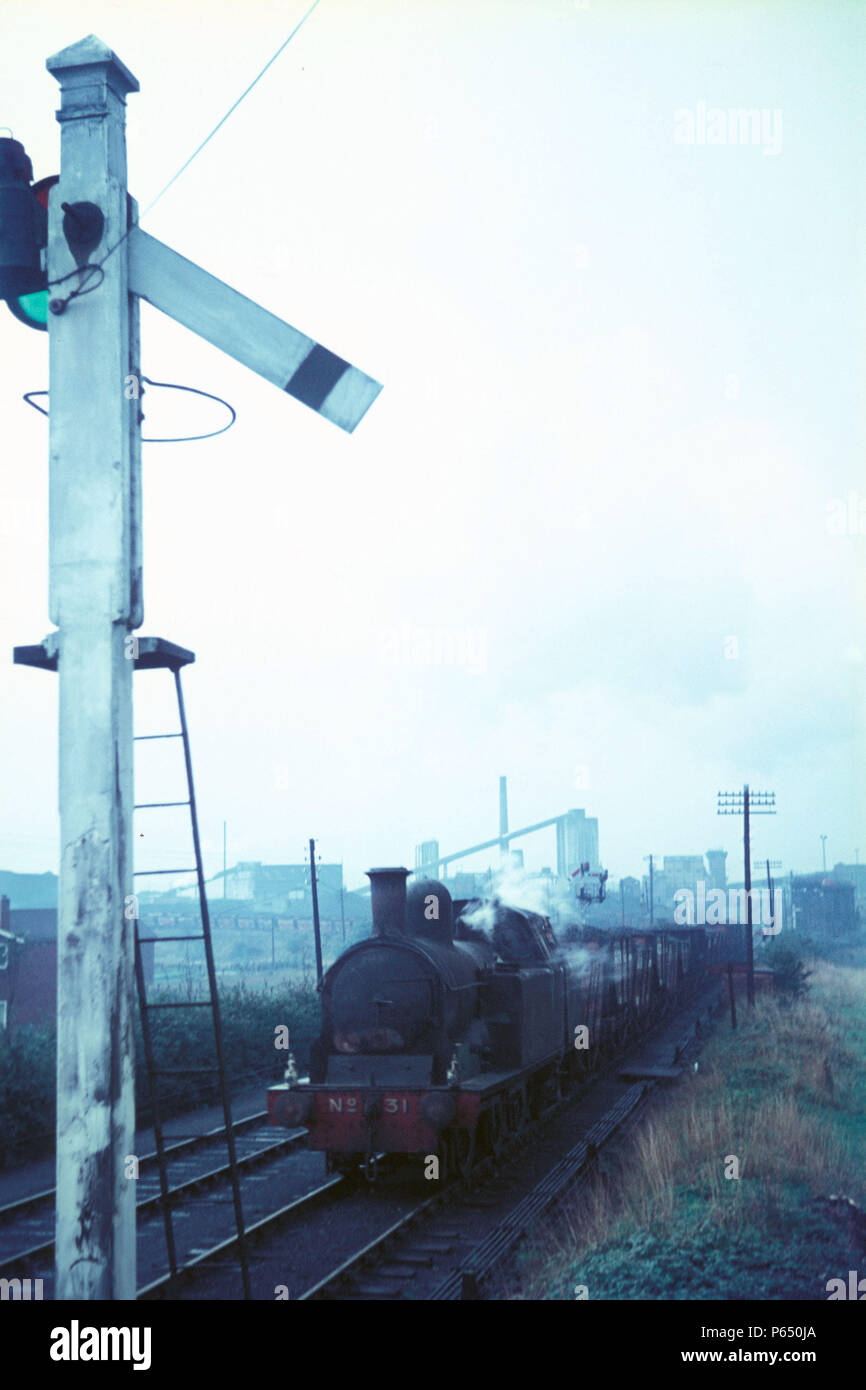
[
  {"x1": 47, "y1": 37, "x2": 141, "y2": 1300},
  {"x1": 339, "y1": 863, "x2": 346, "y2": 945},
  {"x1": 309, "y1": 838, "x2": 323, "y2": 987},
  {"x1": 718, "y1": 787, "x2": 776, "y2": 1009},
  {"x1": 743, "y1": 791, "x2": 754, "y2": 1006},
  {"x1": 766, "y1": 858, "x2": 773, "y2": 919},
  {"x1": 223, "y1": 820, "x2": 227, "y2": 897},
  {"x1": 820, "y1": 835, "x2": 828, "y2": 873},
  {"x1": 644, "y1": 854, "x2": 655, "y2": 926}
]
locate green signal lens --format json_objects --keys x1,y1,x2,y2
[{"x1": 8, "y1": 289, "x2": 49, "y2": 330}]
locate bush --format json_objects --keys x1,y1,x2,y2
[
  {"x1": 0, "y1": 1024, "x2": 56, "y2": 1163},
  {"x1": 0, "y1": 977, "x2": 321, "y2": 1166},
  {"x1": 764, "y1": 937, "x2": 812, "y2": 997},
  {"x1": 136, "y1": 977, "x2": 321, "y2": 1123}
]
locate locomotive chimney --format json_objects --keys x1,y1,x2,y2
[{"x1": 367, "y1": 867, "x2": 410, "y2": 937}]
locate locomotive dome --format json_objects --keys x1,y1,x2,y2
[{"x1": 406, "y1": 876, "x2": 454, "y2": 943}]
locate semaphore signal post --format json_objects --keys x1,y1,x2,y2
[
  {"x1": 46, "y1": 36, "x2": 141, "y2": 1303},
  {"x1": 3, "y1": 33, "x2": 381, "y2": 1299}
]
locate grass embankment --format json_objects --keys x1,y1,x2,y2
[
  {"x1": 503, "y1": 953, "x2": 866, "y2": 1300},
  {"x1": 0, "y1": 977, "x2": 320, "y2": 1166}
]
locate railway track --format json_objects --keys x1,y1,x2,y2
[
  {"x1": 141, "y1": 984, "x2": 720, "y2": 1301},
  {"x1": 0, "y1": 986, "x2": 720, "y2": 1300},
  {"x1": 298, "y1": 988, "x2": 719, "y2": 1300},
  {"x1": 137, "y1": 1170, "x2": 346, "y2": 1298},
  {"x1": 0, "y1": 1109, "x2": 306, "y2": 1292},
  {"x1": 298, "y1": 1086, "x2": 646, "y2": 1300}
]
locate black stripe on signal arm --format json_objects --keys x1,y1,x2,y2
[{"x1": 285, "y1": 345, "x2": 350, "y2": 411}]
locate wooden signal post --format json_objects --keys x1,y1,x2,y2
[{"x1": 23, "y1": 33, "x2": 381, "y2": 1299}]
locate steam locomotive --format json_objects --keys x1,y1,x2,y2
[{"x1": 267, "y1": 867, "x2": 712, "y2": 1178}]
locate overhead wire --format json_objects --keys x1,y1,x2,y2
[
  {"x1": 140, "y1": 0, "x2": 322, "y2": 220},
  {"x1": 35, "y1": 2, "x2": 323, "y2": 435},
  {"x1": 50, "y1": 0, "x2": 323, "y2": 309}
]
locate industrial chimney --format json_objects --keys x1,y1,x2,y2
[{"x1": 499, "y1": 775, "x2": 508, "y2": 858}]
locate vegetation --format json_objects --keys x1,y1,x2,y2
[
  {"x1": 0, "y1": 975, "x2": 320, "y2": 1167},
  {"x1": 0, "y1": 1024, "x2": 56, "y2": 1167},
  {"x1": 499, "y1": 953, "x2": 866, "y2": 1300},
  {"x1": 761, "y1": 935, "x2": 813, "y2": 998}
]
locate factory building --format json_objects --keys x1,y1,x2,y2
[
  {"x1": 644, "y1": 851, "x2": 728, "y2": 918},
  {"x1": 791, "y1": 874, "x2": 857, "y2": 936},
  {"x1": 555, "y1": 809, "x2": 600, "y2": 877},
  {"x1": 830, "y1": 862, "x2": 866, "y2": 914},
  {"x1": 0, "y1": 897, "x2": 153, "y2": 1033},
  {"x1": 219, "y1": 861, "x2": 344, "y2": 902}
]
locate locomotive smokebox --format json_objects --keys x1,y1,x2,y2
[{"x1": 367, "y1": 866, "x2": 410, "y2": 937}]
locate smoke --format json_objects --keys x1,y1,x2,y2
[
  {"x1": 499, "y1": 864, "x2": 579, "y2": 921},
  {"x1": 460, "y1": 864, "x2": 575, "y2": 932},
  {"x1": 459, "y1": 864, "x2": 599, "y2": 972}
]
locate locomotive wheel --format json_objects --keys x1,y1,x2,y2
[
  {"x1": 481, "y1": 1100, "x2": 506, "y2": 1160},
  {"x1": 506, "y1": 1088, "x2": 527, "y2": 1134},
  {"x1": 452, "y1": 1127, "x2": 476, "y2": 1178},
  {"x1": 439, "y1": 1131, "x2": 454, "y2": 1182}
]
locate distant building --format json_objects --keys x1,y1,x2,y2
[
  {"x1": 179, "y1": 861, "x2": 345, "y2": 911},
  {"x1": 830, "y1": 862, "x2": 866, "y2": 913},
  {"x1": 791, "y1": 874, "x2": 857, "y2": 937},
  {"x1": 441, "y1": 869, "x2": 496, "y2": 901},
  {"x1": 705, "y1": 850, "x2": 728, "y2": 890},
  {"x1": 556, "y1": 809, "x2": 600, "y2": 876},
  {"x1": 0, "y1": 907, "x2": 23, "y2": 1033},
  {"x1": 0, "y1": 897, "x2": 153, "y2": 1033},
  {"x1": 415, "y1": 840, "x2": 440, "y2": 875},
  {"x1": 646, "y1": 852, "x2": 728, "y2": 918},
  {"x1": 617, "y1": 875, "x2": 642, "y2": 925}
]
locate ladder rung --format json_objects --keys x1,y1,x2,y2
[
  {"x1": 134, "y1": 733, "x2": 183, "y2": 741},
  {"x1": 144, "y1": 1001, "x2": 213, "y2": 1010},
  {"x1": 134, "y1": 868, "x2": 197, "y2": 876},
  {"x1": 136, "y1": 934, "x2": 205, "y2": 944},
  {"x1": 134, "y1": 800, "x2": 191, "y2": 809},
  {"x1": 156, "y1": 1132, "x2": 227, "y2": 1141}
]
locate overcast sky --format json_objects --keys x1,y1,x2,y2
[{"x1": 1, "y1": 0, "x2": 864, "y2": 891}]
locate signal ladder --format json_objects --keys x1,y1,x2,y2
[
  {"x1": 132, "y1": 637, "x2": 249, "y2": 1298},
  {"x1": 13, "y1": 634, "x2": 250, "y2": 1298}
]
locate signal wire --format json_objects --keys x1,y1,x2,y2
[
  {"x1": 141, "y1": 0, "x2": 322, "y2": 218},
  {"x1": 49, "y1": 0, "x2": 323, "y2": 312}
]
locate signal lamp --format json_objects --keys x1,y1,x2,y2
[{"x1": 0, "y1": 138, "x2": 57, "y2": 331}]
